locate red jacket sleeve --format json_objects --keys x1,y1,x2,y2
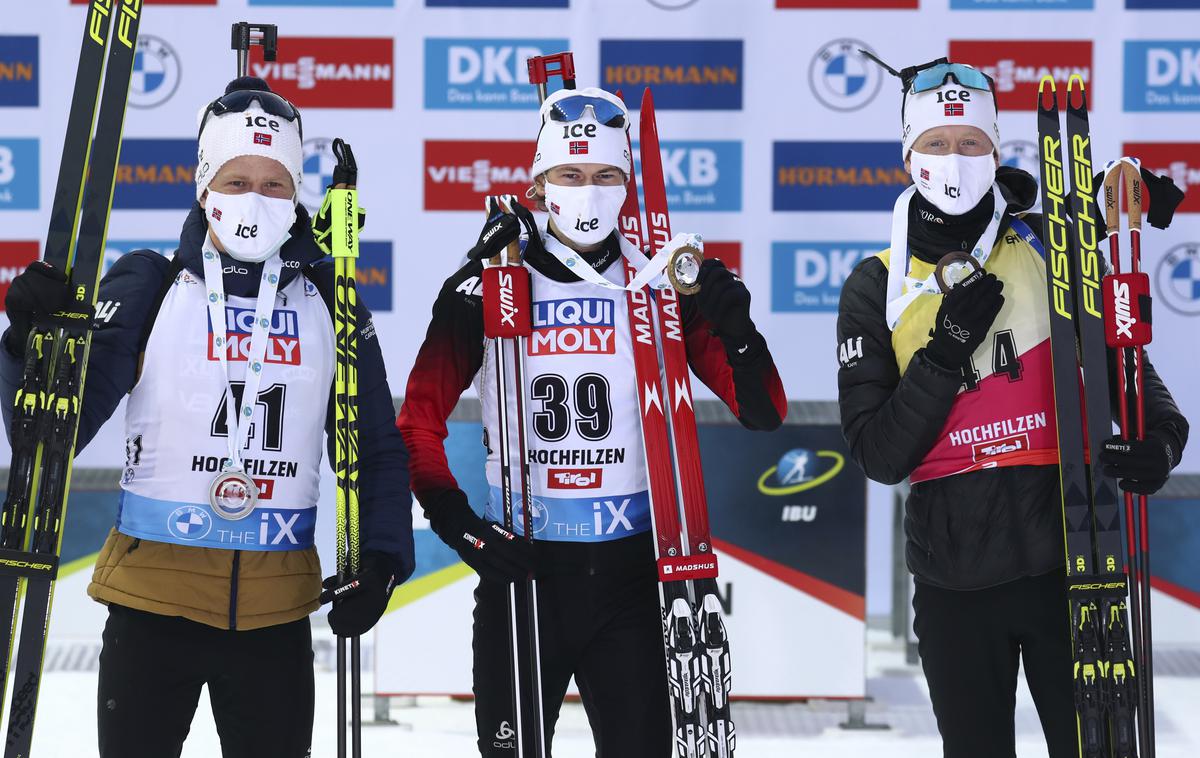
[{"x1": 396, "y1": 262, "x2": 486, "y2": 506}]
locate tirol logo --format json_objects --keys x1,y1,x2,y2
[
  {"x1": 777, "y1": 0, "x2": 917, "y2": 7},
  {"x1": 771, "y1": 242, "x2": 881, "y2": 312},
  {"x1": 0, "y1": 36, "x2": 38, "y2": 107},
  {"x1": 773, "y1": 141, "x2": 908, "y2": 211},
  {"x1": 300, "y1": 138, "x2": 337, "y2": 212},
  {"x1": 425, "y1": 38, "x2": 569, "y2": 109},
  {"x1": 951, "y1": 0, "x2": 1093, "y2": 7},
  {"x1": 129, "y1": 36, "x2": 181, "y2": 109},
  {"x1": 600, "y1": 39, "x2": 743, "y2": 111},
  {"x1": 809, "y1": 40, "x2": 882, "y2": 112},
  {"x1": 547, "y1": 468, "x2": 603, "y2": 489},
  {"x1": 357, "y1": 241, "x2": 394, "y2": 313},
  {"x1": 1156, "y1": 243, "x2": 1200, "y2": 316},
  {"x1": 530, "y1": 298, "x2": 616, "y2": 356},
  {"x1": 1125, "y1": 41, "x2": 1200, "y2": 112},
  {"x1": 249, "y1": 38, "x2": 393, "y2": 109},
  {"x1": 1001, "y1": 140, "x2": 1041, "y2": 180},
  {"x1": 208, "y1": 308, "x2": 302, "y2": 366},
  {"x1": 760, "y1": 449, "x2": 843, "y2": 493},
  {"x1": 114, "y1": 139, "x2": 197, "y2": 210},
  {"x1": 632, "y1": 140, "x2": 741, "y2": 211},
  {"x1": 0, "y1": 139, "x2": 38, "y2": 210},
  {"x1": 103, "y1": 240, "x2": 174, "y2": 275},
  {"x1": 706, "y1": 242, "x2": 741, "y2": 277},
  {"x1": 948, "y1": 40, "x2": 1093, "y2": 111},
  {"x1": 1124, "y1": 141, "x2": 1200, "y2": 213},
  {"x1": 0, "y1": 242, "x2": 39, "y2": 309},
  {"x1": 424, "y1": 140, "x2": 536, "y2": 211}
]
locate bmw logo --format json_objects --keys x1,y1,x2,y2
[
  {"x1": 130, "y1": 36, "x2": 181, "y2": 109},
  {"x1": 1157, "y1": 242, "x2": 1200, "y2": 316},
  {"x1": 1000, "y1": 140, "x2": 1040, "y2": 181},
  {"x1": 167, "y1": 505, "x2": 213, "y2": 541},
  {"x1": 809, "y1": 40, "x2": 881, "y2": 113},
  {"x1": 300, "y1": 138, "x2": 337, "y2": 214}
]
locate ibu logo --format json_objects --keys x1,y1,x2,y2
[
  {"x1": 425, "y1": 38, "x2": 569, "y2": 109},
  {"x1": 1125, "y1": 41, "x2": 1200, "y2": 111},
  {"x1": 771, "y1": 242, "x2": 880, "y2": 312},
  {"x1": 0, "y1": 139, "x2": 38, "y2": 210},
  {"x1": 633, "y1": 140, "x2": 741, "y2": 211}
]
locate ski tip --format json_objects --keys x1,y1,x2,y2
[
  {"x1": 1037, "y1": 76, "x2": 1057, "y2": 111},
  {"x1": 1066, "y1": 74, "x2": 1088, "y2": 109},
  {"x1": 641, "y1": 87, "x2": 655, "y2": 113}
]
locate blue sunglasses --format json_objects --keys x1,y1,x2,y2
[
  {"x1": 911, "y1": 63, "x2": 994, "y2": 94},
  {"x1": 548, "y1": 95, "x2": 626, "y2": 128}
]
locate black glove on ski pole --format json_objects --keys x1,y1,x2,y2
[
  {"x1": 922, "y1": 269, "x2": 1005, "y2": 372},
  {"x1": 467, "y1": 196, "x2": 540, "y2": 262},
  {"x1": 1099, "y1": 433, "x2": 1176, "y2": 496},
  {"x1": 321, "y1": 552, "x2": 399, "y2": 637},
  {"x1": 427, "y1": 489, "x2": 537, "y2": 582},
  {"x1": 3, "y1": 261, "x2": 84, "y2": 357}
]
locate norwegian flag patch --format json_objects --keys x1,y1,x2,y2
[
  {"x1": 944, "y1": 103, "x2": 964, "y2": 117},
  {"x1": 253, "y1": 132, "x2": 273, "y2": 146},
  {"x1": 550, "y1": 202, "x2": 561, "y2": 214},
  {"x1": 920, "y1": 168, "x2": 930, "y2": 181},
  {"x1": 569, "y1": 141, "x2": 589, "y2": 155},
  {"x1": 211, "y1": 208, "x2": 222, "y2": 221}
]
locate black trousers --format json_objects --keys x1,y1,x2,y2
[
  {"x1": 97, "y1": 604, "x2": 314, "y2": 758},
  {"x1": 472, "y1": 567, "x2": 671, "y2": 757},
  {"x1": 912, "y1": 569, "x2": 1078, "y2": 758}
]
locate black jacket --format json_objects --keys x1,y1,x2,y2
[{"x1": 836, "y1": 169, "x2": 1189, "y2": 590}]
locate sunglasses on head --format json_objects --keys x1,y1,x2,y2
[
  {"x1": 547, "y1": 95, "x2": 626, "y2": 129},
  {"x1": 910, "y1": 63, "x2": 994, "y2": 94},
  {"x1": 200, "y1": 90, "x2": 303, "y2": 140}
]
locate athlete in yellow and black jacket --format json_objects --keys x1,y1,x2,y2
[{"x1": 836, "y1": 59, "x2": 1187, "y2": 758}]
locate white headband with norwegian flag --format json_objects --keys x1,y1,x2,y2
[
  {"x1": 901, "y1": 78, "x2": 1000, "y2": 158},
  {"x1": 530, "y1": 87, "x2": 632, "y2": 178}
]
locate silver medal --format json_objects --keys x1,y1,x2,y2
[{"x1": 208, "y1": 470, "x2": 259, "y2": 520}]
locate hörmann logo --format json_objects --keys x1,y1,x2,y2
[
  {"x1": 600, "y1": 39, "x2": 743, "y2": 110},
  {"x1": 773, "y1": 141, "x2": 908, "y2": 211},
  {"x1": 949, "y1": 40, "x2": 1093, "y2": 111},
  {"x1": 1125, "y1": 41, "x2": 1200, "y2": 111},
  {"x1": 114, "y1": 138, "x2": 196, "y2": 210},
  {"x1": 0, "y1": 36, "x2": 38, "y2": 107},
  {"x1": 424, "y1": 140, "x2": 536, "y2": 211},
  {"x1": 425, "y1": 38, "x2": 569, "y2": 109},
  {"x1": 250, "y1": 37, "x2": 393, "y2": 108}
]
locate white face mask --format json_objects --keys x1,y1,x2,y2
[
  {"x1": 205, "y1": 190, "x2": 296, "y2": 263},
  {"x1": 909, "y1": 151, "x2": 997, "y2": 217},
  {"x1": 544, "y1": 182, "x2": 627, "y2": 247}
]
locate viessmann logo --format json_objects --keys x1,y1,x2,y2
[
  {"x1": 424, "y1": 140, "x2": 536, "y2": 211},
  {"x1": 250, "y1": 37, "x2": 393, "y2": 108},
  {"x1": 948, "y1": 40, "x2": 1093, "y2": 111}
]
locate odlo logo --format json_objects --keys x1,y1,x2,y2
[{"x1": 494, "y1": 721, "x2": 515, "y2": 749}]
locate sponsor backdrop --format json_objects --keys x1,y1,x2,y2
[{"x1": 2, "y1": 0, "x2": 1200, "y2": 700}]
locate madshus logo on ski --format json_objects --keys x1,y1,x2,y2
[
  {"x1": 948, "y1": 40, "x2": 1093, "y2": 111},
  {"x1": 129, "y1": 36, "x2": 181, "y2": 109},
  {"x1": 425, "y1": 38, "x2": 569, "y2": 109},
  {"x1": 771, "y1": 241, "x2": 881, "y2": 312},
  {"x1": 0, "y1": 35, "x2": 38, "y2": 107},
  {"x1": 758, "y1": 448, "x2": 845, "y2": 523},
  {"x1": 1125, "y1": 141, "x2": 1200, "y2": 213},
  {"x1": 772, "y1": 141, "x2": 908, "y2": 211},
  {"x1": 248, "y1": 37, "x2": 393, "y2": 109},
  {"x1": 208, "y1": 308, "x2": 303, "y2": 366},
  {"x1": 1156, "y1": 242, "x2": 1200, "y2": 316},
  {"x1": 632, "y1": 140, "x2": 741, "y2": 212},
  {"x1": 1124, "y1": 41, "x2": 1200, "y2": 112},
  {"x1": 530, "y1": 298, "x2": 616, "y2": 355},
  {"x1": 424, "y1": 140, "x2": 536, "y2": 211},
  {"x1": 600, "y1": 39, "x2": 744, "y2": 110},
  {"x1": 809, "y1": 39, "x2": 883, "y2": 112},
  {"x1": 0, "y1": 241, "x2": 39, "y2": 308},
  {"x1": 113, "y1": 138, "x2": 197, "y2": 210},
  {"x1": 0, "y1": 138, "x2": 39, "y2": 210}
]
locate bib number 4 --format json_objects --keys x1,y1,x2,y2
[
  {"x1": 210, "y1": 381, "x2": 288, "y2": 452},
  {"x1": 959, "y1": 329, "x2": 1024, "y2": 393}
]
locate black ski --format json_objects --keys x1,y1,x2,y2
[{"x1": 0, "y1": 2, "x2": 142, "y2": 755}]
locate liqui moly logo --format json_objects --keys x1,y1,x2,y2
[
  {"x1": 250, "y1": 38, "x2": 393, "y2": 108},
  {"x1": 530, "y1": 298, "x2": 615, "y2": 356},
  {"x1": 949, "y1": 40, "x2": 1093, "y2": 111},
  {"x1": 547, "y1": 468, "x2": 603, "y2": 489},
  {"x1": 208, "y1": 307, "x2": 302, "y2": 365}
]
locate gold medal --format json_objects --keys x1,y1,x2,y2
[
  {"x1": 667, "y1": 243, "x2": 704, "y2": 295},
  {"x1": 934, "y1": 251, "x2": 983, "y2": 292}
]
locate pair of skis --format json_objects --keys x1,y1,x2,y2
[
  {"x1": 0, "y1": 2, "x2": 142, "y2": 756},
  {"x1": 1038, "y1": 75, "x2": 1153, "y2": 758}
]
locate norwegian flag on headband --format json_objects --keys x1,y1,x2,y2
[
  {"x1": 569, "y1": 141, "x2": 589, "y2": 155},
  {"x1": 944, "y1": 103, "x2": 965, "y2": 117},
  {"x1": 253, "y1": 132, "x2": 273, "y2": 146},
  {"x1": 211, "y1": 208, "x2": 222, "y2": 221}
]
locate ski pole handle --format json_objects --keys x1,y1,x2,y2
[{"x1": 230, "y1": 22, "x2": 277, "y2": 78}]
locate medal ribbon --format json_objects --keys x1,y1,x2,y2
[{"x1": 542, "y1": 234, "x2": 669, "y2": 292}]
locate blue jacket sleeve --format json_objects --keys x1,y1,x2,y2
[
  {"x1": 311, "y1": 263, "x2": 416, "y2": 586},
  {"x1": 1, "y1": 251, "x2": 169, "y2": 451}
]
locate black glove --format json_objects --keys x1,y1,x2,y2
[
  {"x1": 923, "y1": 269, "x2": 1005, "y2": 371},
  {"x1": 320, "y1": 551, "x2": 398, "y2": 637},
  {"x1": 693, "y1": 258, "x2": 755, "y2": 343},
  {"x1": 3, "y1": 261, "x2": 78, "y2": 356},
  {"x1": 1099, "y1": 432, "x2": 1176, "y2": 496},
  {"x1": 426, "y1": 489, "x2": 536, "y2": 583},
  {"x1": 467, "y1": 196, "x2": 540, "y2": 262}
]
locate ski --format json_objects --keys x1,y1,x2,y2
[{"x1": 1, "y1": 2, "x2": 142, "y2": 755}]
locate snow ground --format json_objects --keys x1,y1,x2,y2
[{"x1": 25, "y1": 627, "x2": 1200, "y2": 757}]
